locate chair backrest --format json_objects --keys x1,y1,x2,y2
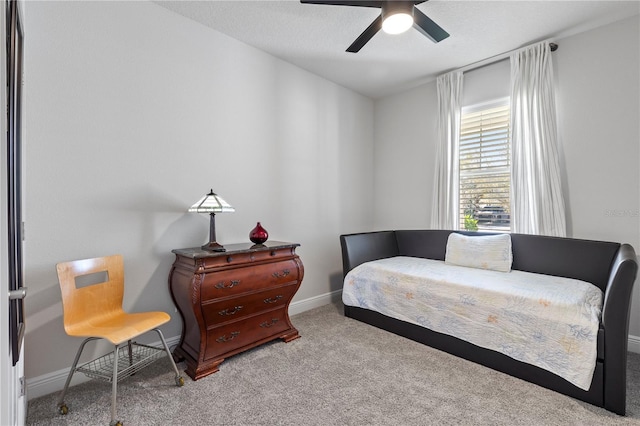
[{"x1": 56, "y1": 254, "x2": 125, "y2": 335}]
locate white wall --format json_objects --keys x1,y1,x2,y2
[
  {"x1": 373, "y1": 83, "x2": 438, "y2": 230},
  {"x1": 554, "y1": 15, "x2": 640, "y2": 337},
  {"x1": 374, "y1": 15, "x2": 640, "y2": 333},
  {"x1": 23, "y1": 0, "x2": 374, "y2": 389}
]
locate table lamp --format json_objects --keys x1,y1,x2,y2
[{"x1": 189, "y1": 190, "x2": 235, "y2": 251}]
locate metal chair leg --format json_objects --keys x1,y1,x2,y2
[
  {"x1": 57, "y1": 337, "x2": 99, "y2": 415},
  {"x1": 154, "y1": 329, "x2": 184, "y2": 386},
  {"x1": 127, "y1": 340, "x2": 133, "y2": 367},
  {"x1": 110, "y1": 344, "x2": 121, "y2": 426}
]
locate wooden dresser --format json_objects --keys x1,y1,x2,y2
[{"x1": 169, "y1": 241, "x2": 303, "y2": 380}]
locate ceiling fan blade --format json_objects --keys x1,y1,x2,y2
[
  {"x1": 300, "y1": 0, "x2": 383, "y2": 8},
  {"x1": 413, "y1": 8, "x2": 449, "y2": 43},
  {"x1": 346, "y1": 15, "x2": 383, "y2": 53}
]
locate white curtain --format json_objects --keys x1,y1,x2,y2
[
  {"x1": 510, "y1": 42, "x2": 566, "y2": 237},
  {"x1": 431, "y1": 71, "x2": 463, "y2": 230}
]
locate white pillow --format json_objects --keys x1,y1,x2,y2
[{"x1": 445, "y1": 233, "x2": 513, "y2": 272}]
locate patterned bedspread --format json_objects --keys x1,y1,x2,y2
[{"x1": 342, "y1": 256, "x2": 603, "y2": 390}]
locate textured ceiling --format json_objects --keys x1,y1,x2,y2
[{"x1": 154, "y1": 0, "x2": 640, "y2": 99}]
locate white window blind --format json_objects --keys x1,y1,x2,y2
[{"x1": 459, "y1": 100, "x2": 511, "y2": 231}]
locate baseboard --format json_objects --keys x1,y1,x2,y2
[
  {"x1": 288, "y1": 289, "x2": 342, "y2": 316},
  {"x1": 26, "y1": 290, "x2": 342, "y2": 401},
  {"x1": 628, "y1": 335, "x2": 640, "y2": 354}
]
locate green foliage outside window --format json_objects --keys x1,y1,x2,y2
[{"x1": 464, "y1": 214, "x2": 478, "y2": 231}]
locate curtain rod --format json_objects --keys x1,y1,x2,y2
[{"x1": 457, "y1": 41, "x2": 559, "y2": 75}]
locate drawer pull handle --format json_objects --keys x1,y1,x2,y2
[
  {"x1": 216, "y1": 331, "x2": 240, "y2": 343},
  {"x1": 270, "y1": 251, "x2": 277, "y2": 256},
  {"x1": 215, "y1": 280, "x2": 240, "y2": 289},
  {"x1": 272, "y1": 270, "x2": 290, "y2": 279},
  {"x1": 264, "y1": 295, "x2": 283, "y2": 304},
  {"x1": 219, "y1": 306, "x2": 243, "y2": 316},
  {"x1": 260, "y1": 318, "x2": 279, "y2": 328},
  {"x1": 226, "y1": 256, "x2": 233, "y2": 263}
]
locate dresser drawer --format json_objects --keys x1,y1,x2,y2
[
  {"x1": 201, "y1": 259, "x2": 299, "y2": 300},
  {"x1": 204, "y1": 309, "x2": 289, "y2": 361},
  {"x1": 197, "y1": 246, "x2": 296, "y2": 270},
  {"x1": 202, "y1": 284, "x2": 298, "y2": 325}
]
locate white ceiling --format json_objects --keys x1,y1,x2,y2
[{"x1": 154, "y1": 0, "x2": 640, "y2": 99}]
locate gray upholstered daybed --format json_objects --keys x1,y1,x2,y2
[{"x1": 340, "y1": 230, "x2": 637, "y2": 415}]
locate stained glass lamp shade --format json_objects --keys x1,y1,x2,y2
[{"x1": 189, "y1": 190, "x2": 235, "y2": 251}]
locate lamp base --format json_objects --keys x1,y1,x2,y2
[{"x1": 201, "y1": 241, "x2": 226, "y2": 252}]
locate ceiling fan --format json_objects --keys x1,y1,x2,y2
[{"x1": 300, "y1": 0, "x2": 449, "y2": 53}]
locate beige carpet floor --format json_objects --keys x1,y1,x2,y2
[{"x1": 26, "y1": 302, "x2": 640, "y2": 425}]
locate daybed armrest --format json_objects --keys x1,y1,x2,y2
[
  {"x1": 602, "y1": 243, "x2": 638, "y2": 329},
  {"x1": 602, "y1": 243, "x2": 638, "y2": 414},
  {"x1": 340, "y1": 231, "x2": 399, "y2": 278}
]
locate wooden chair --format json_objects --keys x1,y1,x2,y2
[{"x1": 55, "y1": 254, "x2": 183, "y2": 426}]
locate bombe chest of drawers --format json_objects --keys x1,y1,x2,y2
[{"x1": 169, "y1": 241, "x2": 303, "y2": 380}]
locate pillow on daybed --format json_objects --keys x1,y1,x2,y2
[{"x1": 445, "y1": 233, "x2": 513, "y2": 272}]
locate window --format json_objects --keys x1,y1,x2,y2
[{"x1": 459, "y1": 99, "x2": 511, "y2": 232}]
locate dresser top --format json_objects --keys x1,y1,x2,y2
[{"x1": 172, "y1": 241, "x2": 299, "y2": 259}]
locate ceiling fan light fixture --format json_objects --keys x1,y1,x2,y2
[
  {"x1": 381, "y1": 1, "x2": 414, "y2": 35},
  {"x1": 382, "y1": 13, "x2": 413, "y2": 34}
]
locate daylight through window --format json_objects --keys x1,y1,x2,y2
[{"x1": 459, "y1": 100, "x2": 511, "y2": 232}]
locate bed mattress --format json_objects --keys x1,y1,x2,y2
[{"x1": 342, "y1": 256, "x2": 603, "y2": 390}]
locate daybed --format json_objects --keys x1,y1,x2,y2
[{"x1": 340, "y1": 230, "x2": 638, "y2": 415}]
